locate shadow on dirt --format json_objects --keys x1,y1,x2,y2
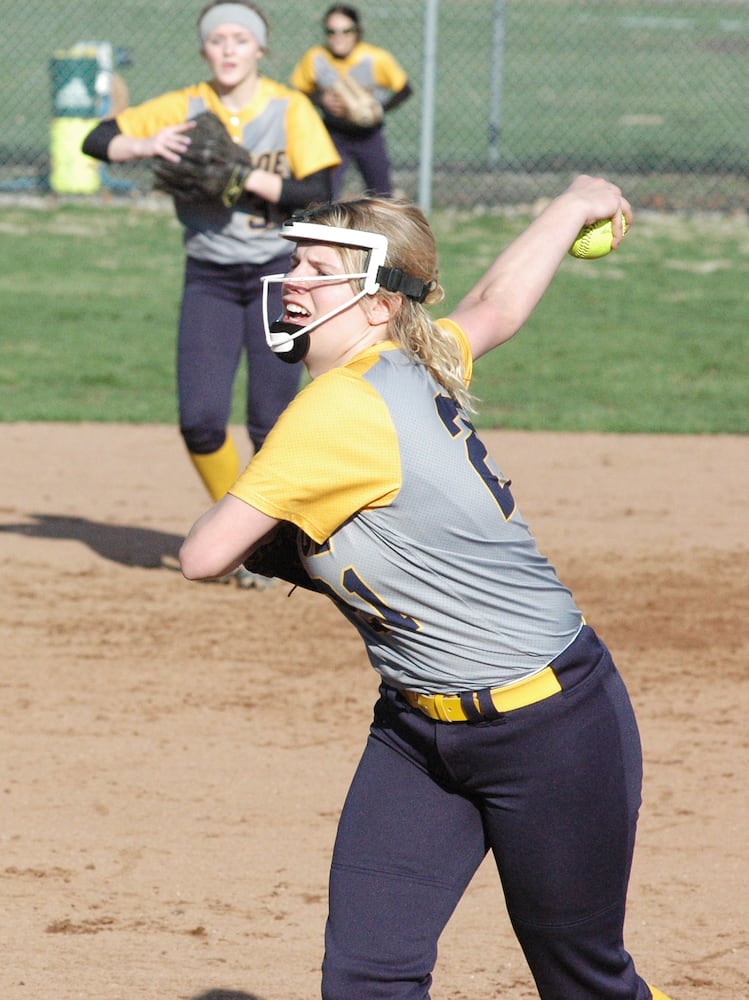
[
  {"x1": 0, "y1": 512, "x2": 183, "y2": 570},
  {"x1": 191, "y1": 991, "x2": 265, "y2": 1000}
]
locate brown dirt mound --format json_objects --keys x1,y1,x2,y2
[{"x1": 1, "y1": 424, "x2": 747, "y2": 999}]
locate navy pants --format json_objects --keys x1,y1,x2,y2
[
  {"x1": 322, "y1": 627, "x2": 652, "y2": 999},
  {"x1": 177, "y1": 254, "x2": 301, "y2": 455},
  {"x1": 329, "y1": 125, "x2": 392, "y2": 198}
]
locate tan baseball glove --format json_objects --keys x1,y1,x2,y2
[{"x1": 329, "y1": 75, "x2": 383, "y2": 127}]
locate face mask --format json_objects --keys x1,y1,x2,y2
[
  {"x1": 261, "y1": 270, "x2": 371, "y2": 364},
  {"x1": 261, "y1": 218, "x2": 430, "y2": 364}
]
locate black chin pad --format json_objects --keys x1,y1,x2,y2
[{"x1": 270, "y1": 320, "x2": 309, "y2": 365}]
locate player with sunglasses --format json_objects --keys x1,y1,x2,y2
[{"x1": 291, "y1": 4, "x2": 412, "y2": 198}]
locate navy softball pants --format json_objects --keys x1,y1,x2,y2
[
  {"x1": 177, "y1": 254, "x2": 302, "y2": 455},
  {"x1": 329, "y1": 125, "x2": 393, "y2": 198},
  {"x1": 322, "y1": 627, "x2": 652, "y2": 999}
]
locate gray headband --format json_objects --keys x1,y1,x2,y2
[{"x1": 198, "y1": 5, "x2": 268, "y2": 47}]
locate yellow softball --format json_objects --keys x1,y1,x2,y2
[{"x1": 568, "y1": 216, "x2": 628, "y2": 259}]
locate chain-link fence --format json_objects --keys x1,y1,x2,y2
[{"x1": 1, "y1": 0, "x2": 748, "y2": 210}]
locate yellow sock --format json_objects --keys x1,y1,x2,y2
[
  {"x1": 647, "y1": 986, "x2": 673, "y2": 1000},
  {"x1": 188, "y1": 434, "x2": 240, "y2": 501}
]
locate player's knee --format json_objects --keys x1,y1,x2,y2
[{"x1": 180, "y1": 425, "x2": 225, "y2": 455}]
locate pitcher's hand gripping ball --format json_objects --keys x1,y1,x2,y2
[{"x1": 569, "y1": 216, "x2": 628, "y2": 259}]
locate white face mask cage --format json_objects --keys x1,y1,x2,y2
[
  {"x1": 261, "y1": 271, "x2": 371, "y2": 355},
  {"x1": 261, "y1": 221, "x2": 390, "y2": 357},
  {"x1": 281, "y1": 221, "x2": 389, "y2": 295}
]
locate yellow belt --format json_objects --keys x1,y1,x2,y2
[{"x1": 402, "y1": 665, "x2": 562, "y2": 723}]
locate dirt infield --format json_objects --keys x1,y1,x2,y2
[{"x1": 1, "y1": 423, "x2": 747, "y2": 1000}]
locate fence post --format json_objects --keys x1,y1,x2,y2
[
  {"x1": 418, "y1": 0, "x2": 439, "y2": 214},
  {"x1": 488, "y1": 0, "x2": 505, "y2": 169}
]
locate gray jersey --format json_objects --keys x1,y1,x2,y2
[
  {"x1": 116, "y1": 80, "x2": 339, "y2": 266},
  {"x1": 233, "y1": 339, "x2": 583, "y2": 693},
  {"x1": 177, "y1": 91, "x2": 291, "y2": 265}
]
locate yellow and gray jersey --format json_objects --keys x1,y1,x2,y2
[
  {"x1": 291, "y1": 41, "x2": 408, "y2": 109},
  {"x1": 116, "y1": 80, "x2": 340, "y2": 266},
  {"x1": 231, "y1": 322, "x2": 582, "y2": 693}
]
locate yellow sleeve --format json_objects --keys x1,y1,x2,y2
[
  {"x1": 373, "y1": 48, "x2": 409, "y2": 92},
  {"x1": 115, "y1": 89, "x2": 191, "y2": 137},
  {"x1": 229, "y1": 366, "x2": 401, "y2": 543},
  {"x1": 437, "y1": 318, "x2": 474, "y2": 386},
  {"x1": 285, "y1": 90, "x2": 341, "y2": 177},
  {"x1": 289, "y1": 49, "x2": 318, "y2": 93}
]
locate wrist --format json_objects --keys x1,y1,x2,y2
[
  {"x1": 245, "y1": 169, "x2": 282, "y2": 204},
  {"x1": 134, "y1": 136, "x2": 154, "y2": 160},
  {"x1": 545, "y1": 191, "x2": 591, "y2": 238}
]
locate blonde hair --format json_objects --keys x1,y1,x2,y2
[{"x1": 300, "y1": 198, "x2": 474, "y2": 410}]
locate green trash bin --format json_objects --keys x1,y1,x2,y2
[
  {"x1": 49, "y1": 47, "x2": 100, "y2": 193},
  {"x1": 50, "y1": 50, "x2": 98, "y2": 117}
]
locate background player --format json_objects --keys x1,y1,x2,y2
[
  {"x1": 290, "y1": 4, "x2": 411, "y2": 198},
  {"x1": 82, "y1": 1, "x2": 339, "y2": 585},
  {"x1": 179, "y1": 176, "x2": 673, "y2": 999}
]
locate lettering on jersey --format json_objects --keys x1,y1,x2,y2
[
  {"x1": 342, "y1": 567, "x2": 420, "y2": 634},
  {"x1": 249, "y1": 149, "x2": 288, "y2": 177},
  {"x1": 434, "y1": 394, "x2": 516, "y2": 521},
  {"x1": 244, "y1": 149, "x2": 288, "y2": 229}
]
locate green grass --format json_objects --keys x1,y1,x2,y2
[
  {"x1": 0, "y1": 200, "x2": 746, "y2": 432},
  {"x1": 434, "y1": 210, "x2": 749, "y2": 432},
  {"x1": 0, "y1": 204, "x2": 184, "y2": 421}
]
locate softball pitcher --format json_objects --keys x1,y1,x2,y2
[
  {"x1": 82, "y1": 2, "x2": 339, "y2": 587},
  {"x1": 180, "y1": 175, "x2": 674, "y2": 999}
]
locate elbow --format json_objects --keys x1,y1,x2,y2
[
  {"x1": 178, "y1": 545, "x2": 200, "y2": 581},
  {"x1": 278, "y1": 168, "x2": 331, "y2": 210},
  {"x1": 179, "y1": 539, "x2": 215, "y2": 581},
  {"x1": 179, "y1": 536, "x2": 242, "y2": 582}
]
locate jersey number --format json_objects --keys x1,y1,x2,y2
[
  {"x1": 342, "y1": 568, "x2": 420, "y2": 633},
  {"x1": 435, "y1": 394, "x2": 515, "y2": 520}
]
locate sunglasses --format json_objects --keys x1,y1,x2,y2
[{"x1": 326, "y1": 27, "x2": 356, "y2": 36}]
